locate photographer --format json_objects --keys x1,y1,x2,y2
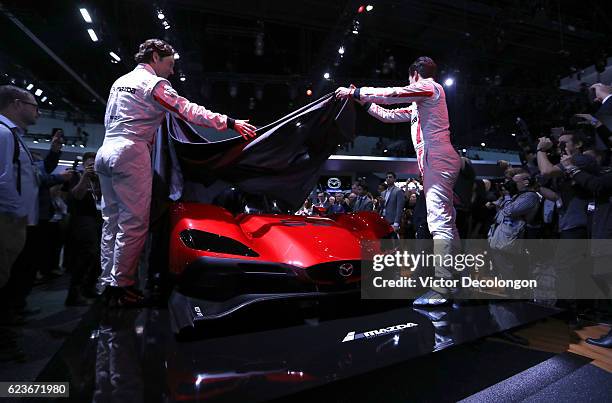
[
  {"x1": 537, "y1": 132, "x2": 598, "y2": 302},
  {"x1": 562, "y1": 155, "x2": 612, "y2": 348},
  {"x1": 488, "y1": 169, "x2": 542, "y2": 297},
  {"x1": 63, "y1": 152, "x2": 102, "y2": 305}
]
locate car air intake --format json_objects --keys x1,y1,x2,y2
[{"x1": 179, "y1": 229, "x2": 259, "y2": 257}]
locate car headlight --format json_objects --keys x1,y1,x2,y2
[{"x1": 179, "y1": 229, "x2": 259, "y2": 257}]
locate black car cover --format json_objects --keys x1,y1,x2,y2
[{"x1": 153, "y1": 94, "x2": 355, "y2": 211}]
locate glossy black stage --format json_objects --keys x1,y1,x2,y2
[{"x1": 36, "y1": 300, "x2": 559, "y2": 402}]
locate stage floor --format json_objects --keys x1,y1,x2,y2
[{"x1": 33, "y1": 299, "x2": 561, "y2": 402}]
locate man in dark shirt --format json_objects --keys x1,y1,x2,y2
[
  {"x1": 64, "y1": 152, "x2": 102, "y2": 305},
  {"x1": 537, "y1": 133, "x2": 598, "y2": 299},
  {"x1": 562, "y1": 155, "x2": 612, "y2": 348}
]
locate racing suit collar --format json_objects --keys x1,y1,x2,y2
[{"x1": 135, "y1": 63, "x2": 157, "y2": 76}]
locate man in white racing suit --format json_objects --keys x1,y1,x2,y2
[
  {"x1": 336, "y1": 56, "x2": 461, "y2": 305},
  {"x1": 95, "y1": 39, "x2": 256, "y2": 307}
]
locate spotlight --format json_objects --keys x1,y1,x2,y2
[
  {"x1": 79, "y1": 144, "x2": 85, "y2": 148},
  {"x1": 229, "y1": 83, "x2": 238, "y2": 98},
  {"x1": 323, "y1": 72, "x2": 330, "y2": 80},
  {"x1": 444, "y1": 78, "x2": 454, "y2": 87},
  {"x1": 79, "y1": 8, "x2": 92, "y2": 23},
  {"x1": 306, "y1": 89, "x2": 313, "y2": 96},
  {"x1": 179, "y1": 73, "x2": 186, "y2": 82},
  {"x1": 480, "y1": 142, "x2": 486, "y2": 147},
  {"x1": 174, "y1": 53, "x2": 180, "y2": 60},
  {"x1": 164, "y1": 25, "x2": 171, "y2": 30},
  {"x1": 358, "y1": 5, "x2": 365, "y2": 13},
  {"x1": 157, "y1": 11, "x2": 165, "y2": 20},
  {"x1": 383, "y1": 149, "x2": 388, "y2": 153},
  {"x1": 352, "y1": 29, "x2": 359, "y2": 35},
  {"x1": 366, "y1": 5, "x2": 374, "y2": 11},
  {"x1": 48, "y1": 101, "x2": 53, "y2": 105},
  {"x1": 462, "y1": 148, "x2": 467, "y2": 153},
  {"x1": 254, "y1": 33, "x2": 264, "y2": 56},
  {"x1": 35, "y1": 89, "x2": 43, "y2": 96},
  {"x1": 255, "y1": 86, "x2": 264, "y2": 100},
  {"x1": 41, "y1": 96, "x2": 47, "y2": 102},
  {"x1": 109, "y1": 51, "x2": 121, "y2": 62},
  {"x1": 511, "y1": 133, "x2": 516, "y2": 137},
  {"x1": 87, "y1": 29, "x2": 98, "y2": 42},
  {"x1": 338, "y1": 46, "x2": 345, "y2": 55},
  {"x1": 26, "y1": 83, "x2": 34, "y2": 90}
]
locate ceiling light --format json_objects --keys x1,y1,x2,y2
[
  {"x1": 323, "y1": 72, "x2": 330, "y2": 80},
  {"x1": 41, "y1": 96, "x2": 47, "y2": 102},
  {"x1": 79, "y1": 8, "x2": 92, "y2": 23},
  {"x1": 48, "y1": 101, "x2": 53, "y2": 105},
  {"x1": 87, "y1": 29, "x2": 98, "y2": 42},
  {"x1": 358, "y1": 5, "x2": 365, "y2": 13},
  {"x1": 481, "y1": 142, "x2": 486, "y2": 147},
  {"x1": 26, "y1": 83, "x2": 34, "y2": 90},
  {"x1": 174, "y1": 53, "x2": 180, "y2": 60},
  {"x1": 366, "y1": 5, "x2": 374, "y2": 11},
  {"x1": 35, "y1": 89, "x2": 43, "y2": 96},
  {"x1": 109, "y1": 51, "x2": 121, "y2": 61},
  {"x1": 179, "y1": 75, "x2": 186, "y2": 82},
  {"x1": 338, "y1": 46, "x2": 345, "y2": 55},
  {"x1": 164, "y1": 25, "x2": 171, "y2": 30},
  {"x1": 444, "y1": 78, "x2": 454, "y2": 87},
  {"x1": 306, "y1": 89, "x2": 313, "y2": 96},
  {"x1": 157, "y1": 12, "x2": 165, "y2": 20}
]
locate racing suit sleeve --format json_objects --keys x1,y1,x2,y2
[
  {"x1": 354, "y1": 80, "x2": 435, "y2": 105},
  {"x1": 152, "y1": 82, "x2": 235, "y2": 130},
  {"x1": 365, "y1": 103, "x2": 412, "y2": 123}
]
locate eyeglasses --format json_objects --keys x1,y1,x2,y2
[{"x1": 17, "y1": 99, "x2": 39, "y2": 110}]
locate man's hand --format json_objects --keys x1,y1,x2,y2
[
  {"x1": 59, "y1": 169, "x2": 74, "y2": 182},
  {"x1": 234, "y1": 120, "x2": 257, "y2": 141},
  {"x1": 50, "y1": 132, "x2": 63, "y2": 153},
  {"x1": 537, "y1": 137, "x2": 553, "y2": 152},
  {"x1": 574, "y1": 113, "x2": 601, "y2": 128},
  {"x1": 590, "y1": 83, "x2": 612, "y2": 103},
  {"x1": 335, "y1": 87, "x2": 354, "y2": 99},
  {"x1": 560, "y1": 154, "x2": 576, "y2": 170},
  {"x1": 83, "y1": 162, "x2": 96, "y2": 178}
]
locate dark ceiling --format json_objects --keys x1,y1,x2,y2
[{"x1": 1, "y1": 0, "x2": 611, "y2": 149}]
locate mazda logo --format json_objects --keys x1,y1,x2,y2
[
  {"x1": 339, "y1": 263, "x2": 354, "y2": 277},
  {"x1": 327, "y1": 177, "x2": 341, "y2": 189}
]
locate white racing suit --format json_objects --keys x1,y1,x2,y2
[
  {"x1": 356, "y1": 78, "x2": 461, "y2": 291},
  {"x1": 95, "y1": 63, "x2": 235, "y2": 288}
]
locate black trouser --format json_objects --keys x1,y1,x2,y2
[
  {"x1": 66, "y1": 215, "x2": 102, "y2": 291},
  {"x1": 554, "y1": 226, "x2": 589, "y2": 300},
  {"x1": 37, "y1": 220, "x2": 64, "y2": 276}
]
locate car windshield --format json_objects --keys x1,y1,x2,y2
[{"x1": 212, "y1": 187, "x2": 294, "y2": 216}]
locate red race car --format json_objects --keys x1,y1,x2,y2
[{"x1": 167, "y1": 194, "x2": 395, "y2": 332}]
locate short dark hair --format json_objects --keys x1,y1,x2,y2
[
  {"x1": 134, "y1": 39, "x2": 175, "y2": 63},
  {"x1": 409, "y1": 56, "x2": 437, "y2": 79},
  {"x1": 83, "y1": 152, "x2": 97, "y2": 161},
  {"x1": 0, "y1": 85, "x2": 31, "y2": 110},
  {"x1": 378, "y1": 182, "x2": 388, "y2": 190},
  {"x1": 51, "y1": 128, "x2": 63, "y2": 136},
  {"x1": 386, "y1": 171, "x2": 397, "y2": 179}
]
